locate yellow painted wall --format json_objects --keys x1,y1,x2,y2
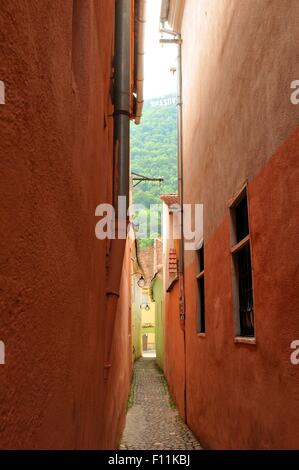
[{"x1": 141, "y1": 302, "x2": 155, "y2": 326}]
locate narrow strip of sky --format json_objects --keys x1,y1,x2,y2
[{"x1": 143, "y1": 0, "x2": 177, "y2": 99}]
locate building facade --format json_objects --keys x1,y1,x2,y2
[
  {"x1": 160, "y1": 195, "x2": 185, "y2": 414},
  {"x1": 161, "y1": 0, "x2": 299, "y2": 449},
  {"x1": 131, "y1": 238, "x2": 164, "y2": 364},
  {"x1": 0, "y1": 0, "x2": 144, "y2": 449}
]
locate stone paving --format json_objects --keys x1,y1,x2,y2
[{"x1": 120, "y1": 357, "x2": 202, "y2": 450}]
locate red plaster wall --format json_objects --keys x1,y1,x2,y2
[
  {"x1": 163, "y1": 0, "x2": 299, "y2": 449},
  {"x1": 163, "y1": 283, "x2": 185, "y2": 419},
  {"x1": 102, "y1": 241, "x2": 132, "y2": 449},
  {"x1": 0, "y1": 0, "x2": 131, "y2": 449},
  {"x1": 184, "y1": 128, "x2": 299, "y2": 449},
  {"x1": 181, "y1": 0, "x2": 299, "y2": 238}
]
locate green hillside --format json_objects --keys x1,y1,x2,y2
[{"x1": 131, "y1": 94, "x2": 178, "y2": 208}]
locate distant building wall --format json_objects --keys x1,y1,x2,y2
[
  {"x1": 132, "y1": 304, "x2": 142, "y2": 362},
  {"x1": 141, "y1": 299, "x2": 155, "y2": 351},
  {"x1": 152, "y1": 276, "x2": 164, "y2": 370},
  {"x1": 164, "y1": 282, "x2": 185, "y2": 419},
  {"x1": 0, "y1": 1, "x2": 131, "y2": 449},
  {"x1": 141, "y1": 301, "x2": 155, "y2": 325},
  {"x1": 163, "y1": 0, "x2": 299, "y2": 449},
  {"x1": 161, "y1": 197, "x2": 185, "y2": 416},
  {"x1": 131, "y1": 275, "x2": 142, "y2": 362}
]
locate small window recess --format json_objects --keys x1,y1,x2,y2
[
  {"x1": 196, "y1": 243, "x2": 205, "y2": 335},
  {"x1": 229, "y1": 184, "x2": 255, "y2": 343}
]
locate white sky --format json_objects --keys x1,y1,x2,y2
[{"x1": 143, "y1": 0, "x2": 177, "y2": 99}]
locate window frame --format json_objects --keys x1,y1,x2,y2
[{"x1": 229, "y1": 183, "x2": 256, "y2": 344}]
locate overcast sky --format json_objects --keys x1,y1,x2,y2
[{"x1": 143, "y1": 0, "x2": 177, "y2": 99}]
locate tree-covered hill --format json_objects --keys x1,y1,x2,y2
[{"x1": 131, "y1": 94, "x2": 178, "y2": 208}]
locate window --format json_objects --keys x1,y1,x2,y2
[
  {"x1": 230, "y1": 187, "x2": 255, "y2": 338},
  {"x1": 196, "y1": 245, "x2": 205, "y2": 334}
]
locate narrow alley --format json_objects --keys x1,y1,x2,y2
[
  {"x1": 120, "y1": 358, "x2": 202, "y2": 451},
  {"x1": 0, "y1": 0, "x2": 299, "y2": 456}
]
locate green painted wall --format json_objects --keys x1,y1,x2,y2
[
  {"x1": 132, "y1": 302, "x2": 142, "y2": 362},
  {"x1": 152, "y1": 276, "x2": 164, "y2": 370}
]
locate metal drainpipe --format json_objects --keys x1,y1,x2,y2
[
  {"x1": 104, "y1": 0, "x2": 131, "y2": 382},
  {"x1": 160, "y1": 27, "x2": 187, "y2": 423},
  {"x1": 176, "y1": 33, "x2": 187, "y2": 425},
  {"x1": 115, "y1": 0, "x2": 131, "y2": 201},
  {"x1": 176, "y1": 34, "x2": 185, "y2": 325},
  {"x1": 135, "y1": 0, "x2": 146, "y2": 125}
]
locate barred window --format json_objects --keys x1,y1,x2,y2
[
  {"x1": 196, "y1": 245, "x2": 205, "y2": 334},
  {"x1": 230, "y1": 187, "x2": 255, "y2": 338}
]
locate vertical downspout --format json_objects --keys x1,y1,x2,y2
[
  {"x1": 177, "y1": 33, "x2": 187, "y2": 424},
  {"x1": 177, "y1": 34, "x2": 184, "y2": 324},
  {"x1": 114, "y1": 0, "x2": 131, "y2": 202},
  {"x1": 104, "y1": 0, "x2": 131, "y2": 381},
  {"x1": 178, "y1": 42, "x2": 186, "y2": 419},
  {"x1": 160, "y1": 26, "x2": 187, "y2": 422}
]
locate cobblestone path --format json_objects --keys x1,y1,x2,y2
[{"x1": 120, "y1": 357, "x2": 202, "y2": 450}]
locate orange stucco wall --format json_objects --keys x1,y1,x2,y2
[
  {"x1": 163, "y1": 0, "x2": 299, "y2": 449},
  {"x1": 0, "y1": 1, "x2": 131, "y2": 449},
  {"x1": 163, "y1": 283, "x2": 185, "y2": 419},
  {"x1": 184, "y1": 128, "x2": 299, "y2": 449},
  {"x1": 103, "y1": 241, "x2": 132, "y2": 449},
  {"x1": 182, "y1": 0, "x2": 299, "y2": 238}
]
